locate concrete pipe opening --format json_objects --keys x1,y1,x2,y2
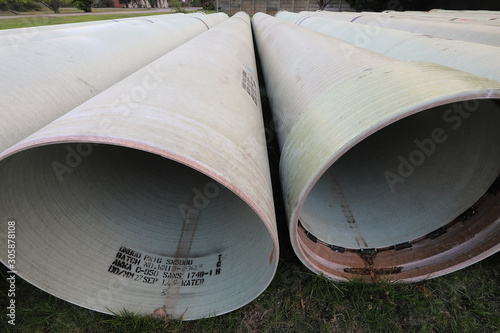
[
  {"x1": 296, "y1": 98, "x2": 500, "y2": 280},
  {"x1": 0, "y1": 142, "x2": 275, "y2": 319}
]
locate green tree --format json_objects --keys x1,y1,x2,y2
[
  {"x1": 345, "y1": 0, "x2": 387, "y2": 11},
  {"x1": 317, "y1": 0, "x2": 333, "y2": 10},
  {"x1": 202, "y1": 0, "x2": 213, "y2": 10},
  {"x1": 0, "y1": 0, "x2": 41, "y2": 13},
  {"x1": 72, "y1": 0, "x2": 92, "y2": 11},
  {"x1": 94, "y1": 0, "x2": 114, "y2": 7},
  {"x1": 38, "y1": 0, "x2": 69, "y2": 13},
  {"x1": 168, "y1": 0, "x2": 184, "y2": 12},
  {"x1": 129, "y1": 0, "x2": 144, "y2": 7}
]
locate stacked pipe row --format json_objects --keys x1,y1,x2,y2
[
  {"x1": 291, "y1": 10, "x2": 500, "y2": 46},
  {"x1": 0, "y1": 12, "x2": 228, "y2": 152},
  {"x1": 1, "y1": 8, "x2": 499, "y2": 321},
  {"x1": 254, "y1": 12, "x2": 500, "y2": 282},
  {"x1": 275, "y1": 11, "x2": 500, "y2": 83},
  {"x1": 0, "y1": 12, "x2": 279, "y2": 320}
]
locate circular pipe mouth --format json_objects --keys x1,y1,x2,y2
[
  {"x1": 296, "y1": 99, "x2": 500, "y2": 281},
  {"x1": 0, "y1": 143, "x2": 275, "y2": 319}
]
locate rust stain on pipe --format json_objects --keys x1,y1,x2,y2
[
  {"x1": 163, "y1": 202, "x2": 201, "y2": 316},
  {"x1": 330, "y1": 173, "x2": 368, "y2": 248}
]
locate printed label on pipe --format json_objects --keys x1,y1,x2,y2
[
  {"x1": 242, "y1": 65, "x2": 258, "y2": 106},
  {"x1": 107, "y1": 246, "x2": 226, "y2": 291}
]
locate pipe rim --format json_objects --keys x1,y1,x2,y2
[{"x1": 0, "y1": 137, "x2": 279, "y2": 319}]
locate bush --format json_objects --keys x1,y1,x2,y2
[
  {"x1": 1, "y1": 0, "x2": 42, "y2": 12},
  {"x1": 168, "y1": 0, "x2": 185, "y2": 12},
  {"x1": 72, "y1": 0, "x2": 93, "y2": 11},
  {"x1": 93, "y1": 0, "x2": 113, "y2": 7},
  {"x1": 202, "y1": 0, "x2": 213, "y2": 10},
  {"x1": 345, "y1": 0, "x2": 386, "y2": 11}
]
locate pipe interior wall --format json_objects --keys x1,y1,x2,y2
[{"x1": 299, "y1": 99, "x2": 500, "y2": 249}]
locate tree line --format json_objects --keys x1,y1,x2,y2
[{"x1": 1, "y1": 0, "x2": 96, "y2": 13}]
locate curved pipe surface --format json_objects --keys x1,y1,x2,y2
[
  {"x1": 298, "y1": 10, "x2": 500, "y2": 46},
  {"x1": 276, "y1": 11, "x2": 500, "y2": 82},
  {"x1": 0, "y1": 12, "x2": 215, "y2": 38},
  {"x1": 375, "y1": 10, "x2": 500, "y2": 26},
  {"x1": 0, "y1": 13, "x2": 228, "y2": 154},
  {"x1": 254, "y1": 12, "x2": 500, "y2": 282},
  {"x1": 0, "y1": 12, "x2": 277, "y2": 320}
]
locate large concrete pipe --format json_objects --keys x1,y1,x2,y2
[
  {"x1": 298, "y1": 11, "x2": 500, "y2": 47},
  {"x1": 253, "y1": 13, "x2": 500, "y2": 282},
  {"x1": 0, "y1": 12, "x2": 207, "y2": 41},
  {"x1": 276, "y1": 11, "x2": 500, "y2": 82},
  {"x1": 298, "y1": 9, "x2": 500, "y2": 24},
  {"x1": 0, "y1": 13, "x2": 228, "y2": 154},
  {"x1": 0, "y1": 15, "x2": 177, "y2": 38},
  {"x1": 377, "y1": 10, "x2": 500, "y2": 26},
  {"x1": 0, "y1": 12, "x2": 277, "y2": 320}
]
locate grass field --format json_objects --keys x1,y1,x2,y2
[{"x1": 1, "y1": 8, "x2": 499, "y2": 333}]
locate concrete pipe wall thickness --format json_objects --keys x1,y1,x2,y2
[
  {"x1": 0, "y1": 12, "x2": 278, "y2": 320},
  {"x1": 0, "y1": 13, "x2": 228, "y2": 154},
  {"x1": 276, "y1": 11, "x2": 500, "y2": 82},
  {"x1": 253, "y1": 13, "x2": 500, "y2": 282},
  {"x1": 298, "y1": 10, "x2": 500, "y2": 47}
]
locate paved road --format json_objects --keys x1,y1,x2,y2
[{"x1": 0, "y1": 8, "x2": 203, "y2": 20}]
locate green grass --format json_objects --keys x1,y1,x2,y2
[{"x1": 1, "y1": 252, "x2": 499, "y2": 332}]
